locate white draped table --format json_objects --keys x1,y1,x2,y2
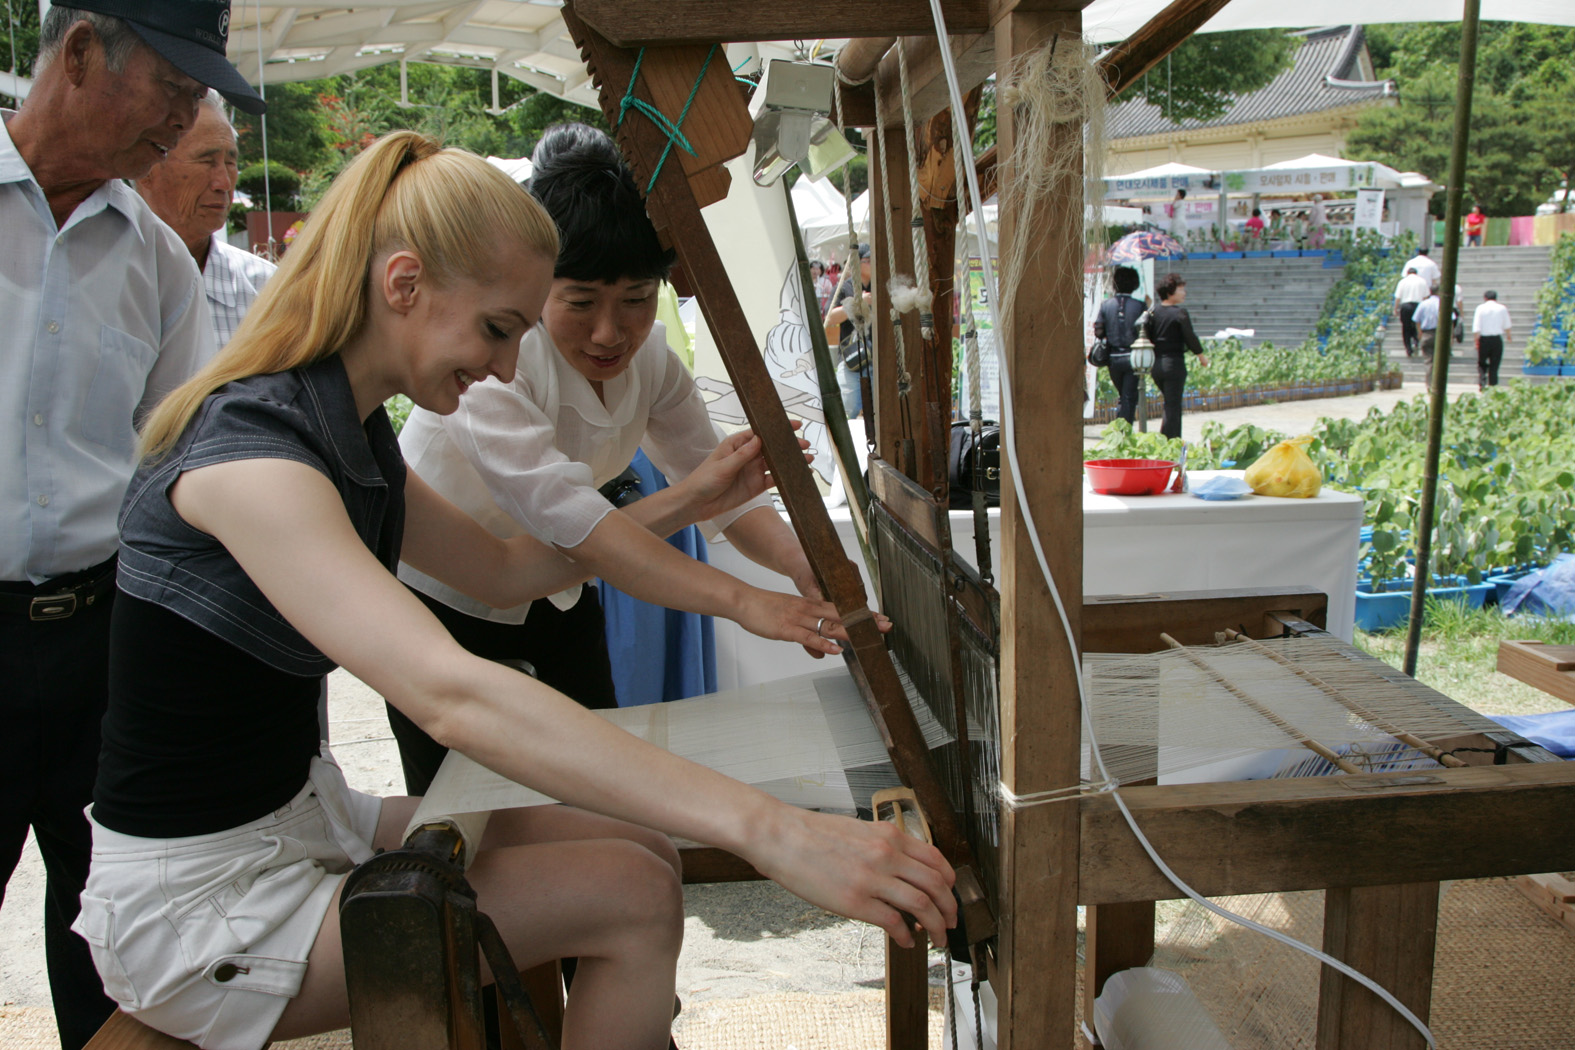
[{"x1": 702, "y1": 470, "x2": 1362, "y2": 691}]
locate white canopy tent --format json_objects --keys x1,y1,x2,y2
[
  {"x1": 1104, "y1": 161, "x2": 1216, "y2": 200},
  {"x1": 1082, "y1": 0, "x2": 1575, "y2": 42},
  {"x1": 17, "y1": 2, "x2": 1575, "y2": 109},
  {"x1": 791, "y1": 177, "x2": 860, "y2": 259},
  {"x1": 1236, "y1": 152, "x2": 1405, "y2": 193}
]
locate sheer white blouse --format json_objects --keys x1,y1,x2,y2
[{"x1": 397, "y1": 322, "x2": 770, "y2": 623}]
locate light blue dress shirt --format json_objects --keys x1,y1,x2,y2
[
  {"x1": 203, "y1": 235, "x2": 276, "y2": 348},
  {"x1": 1412, "y1": 296, "x2": 1440, "y2": 333},
  {"x1": 1, "y1": 111, "x2": 216, "y2": 583}
]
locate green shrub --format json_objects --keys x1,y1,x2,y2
[{"x1": 236, "y1": 161, "x2": 302, "y2": 212}]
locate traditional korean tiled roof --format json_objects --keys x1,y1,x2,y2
[{"x1": 1106, "y1": 26, "x2": 1394, "y2": 141}]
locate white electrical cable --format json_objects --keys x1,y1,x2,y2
[
  {"x1": 921, "y1": 3, "x2": 1437, "y2": 1044},
  {"x1": 252, "y1": 0, "x2": 274, "y2": 256}
]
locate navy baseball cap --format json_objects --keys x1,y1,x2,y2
[{"x1": 66, "y1": 0, "x2": 266, "y2": 115}]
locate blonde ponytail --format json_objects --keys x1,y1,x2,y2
[{"x1": 140, "y1": 131, "x2": 559, "y2": 459}]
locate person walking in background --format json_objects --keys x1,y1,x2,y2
[
  {"x1": 1465, "y1": 204, "x2": 1486, "y2": 247},
  {"x1": 1144, "y1": 273, "x2": 1210, "y2": 440},
  {"x1": 810, "y1": 259, "x2": 834, "y2": 315},
  {"x1": 1405, "y1": 246, "x2": 1441, "y2": 290},
  {"x1": 136, "y1": 90, "x2": 275, "y2": 348},
  {"x1": 1413, "y1": 286, "x2": 1441, "y2": 364},
  {"x1": 1167, "y1": 188, "x2": 1188, "y2": 242},
  {"x1": 1393, "y1": 266, "x2": 1430, "y2": 357},
  {"x1": 1, "y1": 3, "x2": 261, "y2": 1046},
  {"x1": 1307, "y1": 194, "x2": 1327, "y2": 249},
  {"x1": 1093, "y1": 266, "x2": 1145, "y2": 425},
  {"x1": 1472, "y1": 290, "x2": 1513, "y2": 389},
  {"x1": 825, "y1": 244, "x2": 873, "y2": 419}
]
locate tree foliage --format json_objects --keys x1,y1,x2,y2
[
  {"x1": 0, "y1": 0, "x2": 41, "y2": 105},
  {"x1": 1352, "y1": 22, "x2": 1575, "y2": 215},
  {"x1": 1134, "y1": 30, "x2": 1298, "y2": 125}
]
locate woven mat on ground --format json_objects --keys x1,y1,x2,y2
[{"x1": 1150, "y1": 875, "x2": 1575, "y2": 1050}]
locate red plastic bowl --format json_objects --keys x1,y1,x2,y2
[{"x1": 1085, "y1": 458, "x2": 1176, "y2": 495}]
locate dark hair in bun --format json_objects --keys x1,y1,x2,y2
[{"x1": 528, "y1": 123, "x2": 676, "y2": 284}]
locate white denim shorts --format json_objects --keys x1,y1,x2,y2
[{"x1": 73, "y1": 751, "x2": 383, "y2": 1050}]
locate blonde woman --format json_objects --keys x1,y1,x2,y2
[{"x1": 77, "y1": 131, "x2": 955, "y2": 1050}]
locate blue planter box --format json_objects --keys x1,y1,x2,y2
[
  {"x1": 1272, "y1": 250, "x2": 1301, "y2": 258},
  {"x1": 1302, "y1": 249, "x2": 1328, "y2": 257},
  {"x1": 1244, "y1": 250, "x2": 1272, "y2": 258},
  {"x1": 1524, "y1": 362, "x2": 1562, "y2": 376},
  {"x1": 1189, "y1": 251, "x2": 1215, "y2": 260},
  {"x1": 1215, "y1": 251, "x2": 1243, "y2": 259},
  {"x1": 1354, "y1": 578, "x2": 1495, "y2": 632}
]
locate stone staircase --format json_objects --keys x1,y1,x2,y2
[
  {"x1": 1156, "y1": 256, "x2": 1345, "y2": 348},
  {"x1": 1392, "y1": 245, "x2": 1551, "y2": 386}
]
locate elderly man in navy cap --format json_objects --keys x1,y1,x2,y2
[{"x1": 1, "y1": 5, "x2": 262, "y2": 1047}]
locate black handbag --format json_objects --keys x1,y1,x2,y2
[
  {"x1": 1087, "y1": 339, "x2": 1111, "y2": 367},
  {"x1": 948, "y1": 420, "x2": 1001, "y2": 507}
]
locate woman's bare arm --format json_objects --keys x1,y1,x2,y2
[{"x1": 168, "y1": 457, "x2": 956, "y2": 946}]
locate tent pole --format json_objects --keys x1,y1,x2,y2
[{"x1": 1404, "y1": 0, "x2": 1480, "y2": 677}]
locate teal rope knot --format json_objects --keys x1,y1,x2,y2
[{"x1": 617, "y1": 44, "x2": 720, "y2": 194}]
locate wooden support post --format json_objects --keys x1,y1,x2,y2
[
  {"x1": 1082, "y1": 902, "x2": 1156, "y2": 1044},
  {"x1": 992, "y1": 9, "x2": 1085, "y2": 1049},
  {"x1": 1317, "y1": 883, "x2": 1438, "y2": 1050},
  {"x1": 869, "y1": 117, "x2": 923, "y2": 474},
  {"x1": 917, "y1": 89, "x2": 982, "y2": 498},
  {"x1": 886, "y1": 938, "x2": 930, "y2": 1050}
]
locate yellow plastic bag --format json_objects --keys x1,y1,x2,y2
[{"x1": 1243, "y1": 435, "x2": 1322, "y2": 498}]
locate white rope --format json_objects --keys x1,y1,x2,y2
[
  {"x1": 949, "y1": 94, "x2": 984, "y2": 431},
  {"x1": 252, "y1": 0, "x2": 274, "y2": 257},
  {"x1": 894, "y1": 39, "x2": 936, "y2": 340},
  {"x1": 923, "y1": 3, "x2": 1436, "y2": 1044},
  {"x1": 870, "y1": 63, "x2": 911, "y2": 397}
]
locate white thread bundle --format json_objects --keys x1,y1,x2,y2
[
  {"x1": 993, "y1": 36, "x2": 1109, "y2": 342},
  {"x1": 895, "y1": 39, "x2": 936, "y2": 340},
  {"x1": 870, "y1": 60, "x2": 912, "y2": 395}
]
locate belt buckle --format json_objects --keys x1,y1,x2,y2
[{"x1": 29, "y1": 592, "x2": 77, "y2": 621}]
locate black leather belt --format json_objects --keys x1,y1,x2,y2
[{"x1": 0, "y1": 557, "x2": 118, "y2": 622}]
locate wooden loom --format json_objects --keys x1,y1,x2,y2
[
  {"x1": 83, "y1": 5, "x2": 1575, "y2": 1049},
  {"x1": 544, "y1": 5, "x2": 1575, "y2": 1050}
]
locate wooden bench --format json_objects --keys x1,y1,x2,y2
[
  {"x1": 84, "y1": 1011, "x2": 196, "y2": 1049},
  {"x1": 1498, "y1": 640, "x2": 1575, "y2": 706},
  {"x1": 1497, "y1": 639, "x2": 1575, "y2": 933}
]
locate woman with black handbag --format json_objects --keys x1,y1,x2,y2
[{"x1": 1093, "y1": 266, "x2": 1145, "y2": 424}]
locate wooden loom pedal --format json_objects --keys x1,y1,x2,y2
[{"x1": 562, "y1": 4, "x2": 990, "y2": 912}]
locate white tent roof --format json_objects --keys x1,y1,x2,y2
[
  {"x1": 1117, "y1": 162, "x2": 1214, "y2": 179},
  {"x1": 792, "y1": 177, "x2": 862, "y2": 258},
  {"x1": 1262, "y1": 153, "x2": 1363, "y2": 171},
  {"x1": 1082, "y1": 0, "x2": 1575, "y2": 42},
  {"x1": 1237, "y1": 152, "x2": 1405, "y2": 190},
  {"x1": 19, "y1": 3, "x2": 1575, "y2": 107}
]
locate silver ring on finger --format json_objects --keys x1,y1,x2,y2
[{"x1": 815, "y1": 617, "x2": 826, "y2": 637}]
